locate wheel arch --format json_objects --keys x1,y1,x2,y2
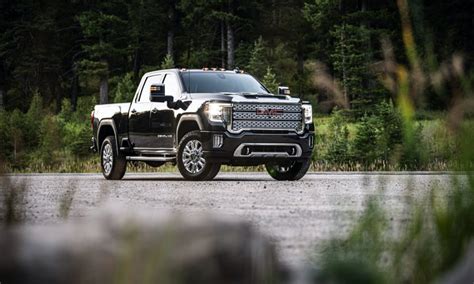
[
  {"x1": 176, "y1": 115, "x2": 203, "y2": 144},
  {"x1": 97, "y1": 120, "x2": 119, "y2": 154}
]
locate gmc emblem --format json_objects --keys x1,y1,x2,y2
[{"x1": 256, "y1": 108, "x2": 283, "y2": 116}]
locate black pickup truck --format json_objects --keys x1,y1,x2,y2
[{"x1": 91, "y1": 69, "x2": 314, "y2": 181}]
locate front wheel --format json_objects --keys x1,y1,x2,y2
[
  {"x1": 265, "y1": 159, "x2": 311, "y2": 181},
  {"x1": 177, "y1": 131, "x2": 220, "y2": 181},
  {"x1": 100, "y1": 136, "x2": 127, "y2": 180}
]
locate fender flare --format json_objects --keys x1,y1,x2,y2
[
  {"x1": 176, "y1": 114, "x2": 204, "y2": 143},
  {"x1": 97, "y1": 119, "x2": 120, "y2": 155}
]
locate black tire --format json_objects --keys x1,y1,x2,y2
[
  {"x1": 145, "y1": 161, "x2": 165, "y2": 168},
  {"x1": 100, "y1": 136, "x2": 127, "y2": 180},
  {"x1": 265, "y1": 158, "x2": 311, "y2": 181},
  {"x1": 177, "y1": 131, "x2": 220, "y2": 181}
]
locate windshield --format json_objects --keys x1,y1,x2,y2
[{"x1": 181, "y1": 72, "x2": 270, "y2": 94}]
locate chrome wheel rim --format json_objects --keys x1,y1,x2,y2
[
  {"x1": 182, "y1": 139, "x2": 205, "y2": 174},
  {"x1": 102, "y1": 143, "x2": 113, "y2": 175}
]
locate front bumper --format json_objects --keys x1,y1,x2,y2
[{"x1": 200, "y1": 130, "x2": 314, "y2": 166}]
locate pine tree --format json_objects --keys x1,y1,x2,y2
[
  {"x1": 161, "y1": 54, "x2": 175, "y2": 69},
  {"x1": 331, "y1": 24, "x2": 386, "y2": 117},
  {"x1": 262, "y1": 67, "x2": 278, "y2": 94},
  {"x1": 246, "y1": 37, "x2": 268, "y2": 79},
  {"x1": 113, "y1": 73, "x2": 136, "y2": 103},
  {"x1": 77, "y1": 9, "x2": 128, "y2": 104}
]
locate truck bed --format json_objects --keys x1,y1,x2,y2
[{"x1": 94, "y1": 103, "x2": 130, "y2": 120}]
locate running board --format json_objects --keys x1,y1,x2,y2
[{"x1": 126, "y1": 156, "x2": 175, "y2": 162}]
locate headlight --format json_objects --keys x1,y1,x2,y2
[
  {"x1": 302, "y1": 104, "x2": 313, "y2": 124},
  {"x1": 205, "y1": 102, "x2": 232, "y2": 123}
]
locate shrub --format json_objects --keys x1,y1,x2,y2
[
  {"x1": 0, "y1": 111, "x2": 11, "y2": 160},
  {"x1": 352, "y1": 115, "x2": 382, "y2": 165},
  {"x1": 9, "y1": 109, "x2": 27, "y2": 167},
  {"x1": 38, "y1": 114, "x2": 63, "y2": 164},
  {"x1": 63, "y1": 122, "x2": 92, "y2": 157},
  {"x1": 351, "y1": 101, "x2": 403, "y2": 168},
  {"x1": 324, "y1": 109, "x2": 351, "y2": 163},
  {"x1": 58, "y1": 99, "x2": 73, "y2": 123},
  {"x1": 160, "y1": 54, "x2": 175, "y2": 69},
  {"x1": 398, "y1": 122, "x2": 425, "y2": 170},
  {"x1": 262, "y1": 67, "x2": 279, "y2": 94},
  {"x1": 113, "y1": 73, "x2": 135, "y2": 103},
  {"x1": 24, "y1": 94, "x2": 43, "y2": 149},
  {"x1": 73, "y1": 96, "x2": 96, "y2": 122}
]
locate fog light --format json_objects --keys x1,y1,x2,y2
[
  {"x1": 291, "y1": 147, "x2": 296, "y2": 155},
  {"x1": 309, "y1": 135, "x2": 314, "y2": 148},
  {"x1": 213, "y1": 134, "x2": 224, "y2": 148},
  {"x1": 244, "y1": 147, "x2": 251, "y2": 155}
]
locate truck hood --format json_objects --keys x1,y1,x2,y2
[{"x1": 188, "y1": 92, "x2": 301, "y2": 104}]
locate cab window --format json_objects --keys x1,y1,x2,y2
[{"x1": 162, "y1": 73, "x2": 181, "y2": 99}]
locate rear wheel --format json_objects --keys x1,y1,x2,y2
[
  {"x1": 177, "y1": 131, "x2": 220, "y2": 181},
  {"x1": 265, "y1": 158, "x2": 311, "y2": 181},
  {"x1": 100, "y1": 136, "x2": 126, "y2": 180}
]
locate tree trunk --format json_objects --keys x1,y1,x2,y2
[
  {"x1": 272, "y1": 0, "x2": 277, "y2": 26},
  {"x1": 339, "y1": 0, "x2": 348, "y2": 107},
  {"x1": 71, "y1": 70, "x2": 78, "y2": 111},
  {"x1": 341, "y1": 25, "x2": 348, "y2": 107},
  {"x1": 297, "y1": 47, "x2": 304, "y2": 96},
  {"x1": 0, "y1": 89, "x2": 4, "y2": 110},
  {"x1": 133, "y1": 48, "x2": 141, "y2": 79},
  {"x1": 226, "y1": 21, "x2": 234, "y2": 69},
  {"x1": 100, "y1": 76, "x2": 108, "y2": 104},
  {"x1": 360, "y1": 0, "x2": 371, "y2": 91},
  {"x1": 361, "y1": 0, "x2": 369, "y2": 50},
  {"x1": 167, "y1": 30, "x2": 174, "y2": 59},
  {"x1": 221, "y1": 21, "x2": 226, "y2": 68},
  {"x1": 54, "y1": 86, "x2": 61, "y2": 114},
  {"x1": 167, "y1": 2, "x2": 175, "y2": 60}
]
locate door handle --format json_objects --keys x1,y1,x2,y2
[
  {"x1": 131, "y1": 109, "x2": 137, "y2": 114},
  {"x1": 151, "y1": 108, "x2": 158, "y2": 114}
]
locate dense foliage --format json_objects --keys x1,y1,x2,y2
[
  {"x1": 0, "y1": 0, "x2": 472, "y2": 170},
  {"x1": 1, "y1": 0, "x2": 472, "y2": 112}
]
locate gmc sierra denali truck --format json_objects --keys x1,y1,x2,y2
[{"x1": 91, "y1": 68, "x2": 314, "y2": 181}]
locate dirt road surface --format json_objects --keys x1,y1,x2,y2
[{"x1": 2, "y1": 172, "x2": 454, "y2": 267}]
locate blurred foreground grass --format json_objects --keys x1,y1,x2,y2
[{"x1": 311, "y1": 0, "x2": 474, "y2": 282}]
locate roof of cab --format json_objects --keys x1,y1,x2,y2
[{"x1": 142, "y1": 68, "x2": 245, "y2": 77}]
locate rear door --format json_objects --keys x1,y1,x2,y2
[
  {"x1": 149, "y1": 72, "x2": 181, "y2": 149},
  {"x1": 128, "y1": 74, "x2": 162, "y2": 149}
]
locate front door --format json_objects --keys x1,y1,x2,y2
[{"x1": 149, "y1": 73, "x2": 181, "y2": 149}]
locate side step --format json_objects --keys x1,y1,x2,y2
[{"x1": 126, "y1": 156, "x2": 175, "y2": 162}]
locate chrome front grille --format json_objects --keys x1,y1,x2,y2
[
  {"x1": 233, "y1": 111, "x2": 302, "y2": 121},
  {"x1": 233, "y1": 103, "x2": 301, "y2": 112},
  {"x1": 231, "y1": 103, "x2": 303, "y2": 133}
]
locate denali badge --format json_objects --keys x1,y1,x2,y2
[{"x1": 256, "y1": 108, "x2": 283, "y2": 116}]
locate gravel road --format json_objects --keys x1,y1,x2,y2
[{"x1": 2, "y1": 172, "x2": 455, "y2": 267}]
